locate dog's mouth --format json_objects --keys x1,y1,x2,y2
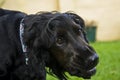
[{"x1": 66, "y1": 66, "x2": 96, "y2": 79}]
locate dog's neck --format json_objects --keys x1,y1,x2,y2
[{"x1": 19, "y1": 18, "x2": 29, "y2": 65}]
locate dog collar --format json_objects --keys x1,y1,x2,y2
[{"x1": 19, "y1": 18, "x2": 29, "y2": 65}]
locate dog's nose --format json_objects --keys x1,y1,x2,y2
[{"x1": 85, "y1": 53, "x2": 99, "y2": 69}]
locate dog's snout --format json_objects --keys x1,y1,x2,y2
[{"x1": 85, "y1": 54, "x2": 99, "y2": 69}]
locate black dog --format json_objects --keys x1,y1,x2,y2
[{"x1": 0, "y1": 8, "x2": 99, "y2": 80}]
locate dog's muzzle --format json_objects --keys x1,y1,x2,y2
[{"x1": 67, "y1": 45, "x2": 99, "y2": 79}]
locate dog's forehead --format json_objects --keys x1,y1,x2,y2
[
  {"x1": 49, "y1": 14, "x2": 83, "y2": 35},
  {"x1": 55, "y1": 18, "x2": 80, "y2": 31},
  {"x1": 55, "y1": 23, "x2": 77, "y2": 36},
  {"x1": 55, "y1": 22, "x2": 73, "y2": 32},
  {"x1": 53, "y1": 14, "x2": 82, "y2": 28}
]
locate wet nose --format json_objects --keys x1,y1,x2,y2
[{"x1": 85, "y1": 53, "x2": 99, "y2": 69}]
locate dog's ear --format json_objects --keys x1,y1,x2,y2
[{"x1": 23, "y1": 15, "x2": 55, "y2": 49}]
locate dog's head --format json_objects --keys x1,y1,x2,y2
[{"x1": 23, "y1": 12, "x2": 99, "y2": 79}]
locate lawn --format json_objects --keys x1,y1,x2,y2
[{"x1": 47, "y1": 41, "x2": 120, "y2": 80}]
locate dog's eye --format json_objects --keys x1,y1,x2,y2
[
  {"x1": 76, "y1": 28, "x2": 82, "y2": 35},
  {"x1": 56, "y1": 37, "x2": 65, "y2": 46}
]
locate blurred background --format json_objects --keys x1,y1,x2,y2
[{"x1": 0, "y1": 0, "x2": 120, "y2": 80}]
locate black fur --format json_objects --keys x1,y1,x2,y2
[{"x1": 0, "y1": 8, "x2": 99, "y2": 80}]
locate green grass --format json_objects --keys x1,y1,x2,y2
[{"x1": 47, "y1": 41, "x2": 120, "y2": 80}]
